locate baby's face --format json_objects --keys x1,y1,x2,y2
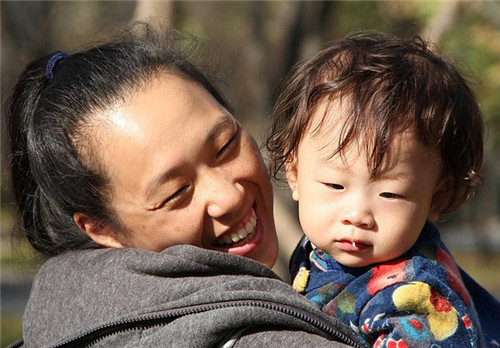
[{"x1": 286, "y1": 103, "x2": 450, "y2": 267}]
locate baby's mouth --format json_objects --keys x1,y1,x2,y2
[
  {"x1": 336, "y1": 238, "x2": 371, "y2": 251},
  {"x1": 213, "y1": 209, "x2": 257, "y2": 247}
]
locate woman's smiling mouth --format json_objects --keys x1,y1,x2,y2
[{"x1": 213, "y1": 209, "x2": 257, "y2": 247}]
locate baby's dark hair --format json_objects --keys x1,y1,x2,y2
[
  {"x1": 267, "y1": 31, "x2": 484, "y2": 214},
  {"x1": 7, "y1": 24, "x2": 230, "y2": 256}
]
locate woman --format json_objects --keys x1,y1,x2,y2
[{"x1": 7, "y1": 26, "x2": 362, "y2": 347}]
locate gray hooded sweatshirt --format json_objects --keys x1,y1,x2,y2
[{"x1": 13, "y1": 245, "x2": 363, "y2": 348}]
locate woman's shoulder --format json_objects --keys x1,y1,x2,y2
[{"x1": 24, "y1": 246, "x2": 363, "y2": 347}]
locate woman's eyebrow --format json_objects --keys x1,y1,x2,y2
[
  {"x1": 145, "y1": 115, "x2": 236, "y2": 200},
  {"x1": 206, "y1": 115, "x2": 237, "y2": 143},
  {"x1": 145, "y1": 167, "x2": 183, "y2": 200}
]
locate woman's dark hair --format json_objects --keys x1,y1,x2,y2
[
  {"x1": 8, "y1": 24, "x2": 231, "y2": 256},
  {"x1": 267, "y1": 31, "x2": 484, "y2": 214}
]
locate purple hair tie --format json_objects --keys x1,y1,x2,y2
[{"x1": 45, "y1": 52, "x2": 69, "y2": 81}]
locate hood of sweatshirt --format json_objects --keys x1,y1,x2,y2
[{"x1": 23, "y1": 245, "x2": 360, "y2": 347}]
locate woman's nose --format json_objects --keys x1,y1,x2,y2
[{"x1": 204, "y1": 173, "x2": 245, "y2": 219}]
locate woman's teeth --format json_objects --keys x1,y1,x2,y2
[{"x1": 214, "y1": 210, "x2": 257, "y2": 246}]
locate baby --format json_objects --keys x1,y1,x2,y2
[{"x1": 267, "y1": 31, "x2": 499, "y2": 347}]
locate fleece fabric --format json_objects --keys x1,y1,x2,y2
[
  {"x1": 17, "y1": 245, "x2": 363, "y2": 348},
  {"x1": 290, "y1": 222, "x2": 500, "y2": 347}
]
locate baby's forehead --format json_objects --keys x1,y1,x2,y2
[
  {"x1": 307, "y1": 96, "x2": 416, "y2": 145},
  {"x1": 306, "y1": 98, "x2": 367, "y2": 143},
  {"x1": 311, "y1": 127, "x2": 413, "y2": 157},
  {"x1": 309, "y1": 121, "x2": 439, "y2": 171}
]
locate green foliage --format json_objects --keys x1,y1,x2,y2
[
  {"x1": 335, "y1": 2, "x2": 389, "y2": 32},
  {"x1": 440, "y1": 3, "x2": 500, "y2": 148},
  {"x1": 1, "y1": 315, "x2": 23, "y2": 347}
]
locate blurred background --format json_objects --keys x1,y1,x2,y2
[{"x1": 1, "y1": 1, "x2": 499, "y2": 345}]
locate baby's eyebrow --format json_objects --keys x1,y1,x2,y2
[
  {"x1": 318, "y1": 150, "x2": 351, "y2": 169},
  {"x1": 373, "y1": 171, "x2": 411, "y2": 182}
]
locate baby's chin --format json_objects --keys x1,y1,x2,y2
[
  {"x1": 336, "y1": 258, "x2": 374, "y2": 268},
  {"x1": 333, "y1": 253, "x2": 384, "y2": 268},
  {"x1": 337, "y1": 252, "x2": 411, "y2": 269}
]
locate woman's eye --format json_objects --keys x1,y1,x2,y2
[
  {"x1": 159, "y1": 185, "x2": 189, "y2": 208},
  {"x1": 380, "y1": 192, "x2": 402, "y2": 199},
  {"x1": 217, "y1": 129, "x2": 239, "y2": 158},
  {"x1": 327, "y1": 183, "x2": 344, "y2": 190}
]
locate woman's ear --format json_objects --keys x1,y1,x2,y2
[
  {"x1": 428, "y1": 176, "x2": 454, "y2": 223},
  {"x1": 285, "y1": 154, "x2": 300, "y2": 202},
  {"x1": 73, "y1": 213, "x2": 124, "y2": 248}
]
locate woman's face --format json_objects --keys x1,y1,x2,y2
[{"x1": 90, "y1": 73, "x2": 278, "y2": 267}]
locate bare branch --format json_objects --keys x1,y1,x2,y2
[
  {"x1": 422, "y1": 0, "x2": 461, "y2": 44},
  {"x1": 130, "y1": 0, "x2": 173, "y2": 25}
]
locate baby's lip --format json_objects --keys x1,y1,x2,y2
[
  {"x1": 335, "y1": 238, "x2": 371, "y2": 251},
  {"x1": 336, "y1": 237, "x2": 368, "y2": 244}
]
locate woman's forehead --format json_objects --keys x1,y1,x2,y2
[
  {"x1": 99, "y1": 74, "x2": 226, "y2": 134},
  {"x1": 92, "y1": 74, "x2": 234, "y2": 189}
]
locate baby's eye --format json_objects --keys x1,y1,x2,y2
[
  {"x1": 380, "y1": 192, "x2": 402, "y2": 199},
  {"x1": 327, "y1": 183, "x2": 344, "y2": 190}
]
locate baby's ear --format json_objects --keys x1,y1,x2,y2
[
  {"x1": 73, "y1": 213, "x2": 124, "y2": 248},
  {"x1": 428, "y1": 176, "x2": 454, "y2": 222},
  {"x1": 285, "y1": 154, "x2": 299, "y2": 202}
]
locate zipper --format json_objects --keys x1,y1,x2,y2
[
  {"x1": 50, "y1": 299, "x2": 362, "y2": 347},
  {"x1": 5, "y1": 338, "x2": 24, "y2": 348}
]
